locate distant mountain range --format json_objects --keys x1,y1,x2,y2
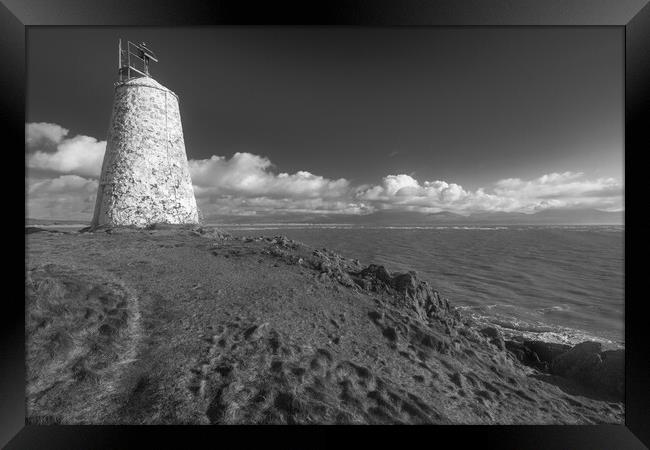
[
  {"x1": 28, "y1": 208, "x2": 624, "y2": 227},
  {"x1": 206, "y1": 208, "x2": 624, "y2": 226},
  {"x1": 26, "y1": 218, "x2": 90, "y2": 226}
]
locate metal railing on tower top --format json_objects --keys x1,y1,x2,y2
[{"x1": 118, "y1": 39, "x2": 158, "y2": 81}]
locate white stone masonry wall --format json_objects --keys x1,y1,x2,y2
[{"x1": 92, "y1": 77, "x2": 199, "y2": 227}]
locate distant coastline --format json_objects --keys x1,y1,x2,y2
[
  {"x1": 26, "y1": 221, "x2": 625, "y2": 231},
  {"x1": 27, "y1": 206, "x2": 624, "y2": 229}
]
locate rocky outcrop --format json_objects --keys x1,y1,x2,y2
[
  {"x1": 506, "y1": 339, "x2": 624, "y2": 398},
  {"x1": 257, "y1": 237, "x2": 461, "y2": 327},
  {"x1": 350, "y1": 264, "x2": 457, "y2": 324},
  {"x1": 204, "y1": 233, "x2": 626, "y2": 403},
  {"x1": 479, "y1": 327, "x2": 506, "y2": 351},
  {"x1": 550, "y1": 342, "x2": 624, "y2": 397},
  {"x1": 505, "y1": 340, "x2": 570, "y2": 371}
]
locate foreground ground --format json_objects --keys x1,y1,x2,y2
[{"x1": 25, "y1": 225, "x2": 624, "y2": 424}]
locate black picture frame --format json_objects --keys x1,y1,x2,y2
[{"x1": 3, "y1": 0, "x2": 649, "y2": 448}]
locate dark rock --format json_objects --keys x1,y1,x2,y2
[
  {"x1": 480, "y1": 326, "x2": 499, "y2": 339},
  {"x1": 272, "y1": 235, "x2": 297, "y2": 249},
  {"x1": 353, "y1": 265, "x2": 450, "y2": 323},
  {"x1": 550, "y1": 342, "x2": 624, "y2": 397},
  {"x1": 598, "y1": 350, "x2": 625, "y2": 396},
  {"x1": 506, "y1": 339, "x2": 573, "y2": 371},
  {"x1": 382, "y1": 327, "x2": 398, "y2": 342},
  {"x1": 480, "y1": 327, "x2": 505, "y2": 351},
  {"x1": 359, "y1": 264, "x2": 392, "y2": 286},
  {"x1": 551, "y1": 341, "x2": 603, "y2": 379},
  {"x1": 354, "y1": 278, "x2": 372, "y2": 290},
  {"x1": 392, "y1": 272, "x2": 418, "y2": 293},
  {"x1": 505, "y1": 340, "x2": 544, "y2": 369},
  {"x1": 525, "y1": 340, "x2": 571, "y2": 365}
]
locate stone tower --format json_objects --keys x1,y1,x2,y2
[{"x1": 91, "y1": 41, "x2": 199, "y2": 227}]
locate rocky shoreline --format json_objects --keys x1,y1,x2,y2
[
  {"x1": 25, "y1": 225, "x2": 624, "y2": 424},
  {"x1": 220, "y1": 228, "x2": 625, "y2": 402},
  {"x1": 505, "y1": 339, "x2": 623, "y2": 398}
]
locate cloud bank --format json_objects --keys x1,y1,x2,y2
[
  {"x1": 357, "y1": 171, "x2": 622, "y2": 214},
  {"x1": 27, "y1": 122, "x2": 106, "y2": 178},
  {"x1": 189, "y1": 153, "x2": 350, "y2": 199},
  {"x1": 27, "y1": 175, "x2": 98, "y2": 220},
  {"x1": 25, "y1": 122, "x2": 623, "y2": 220},
  {"x1": 188, "y1": 153, "x2": 366, "y2": 217}
]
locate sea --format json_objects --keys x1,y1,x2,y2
[{"x1": 218, "y1": 224, "x2": 624, "y2": 349}]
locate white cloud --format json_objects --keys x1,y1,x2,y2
[
  {"x1": 195, "y1": 195, "x2": 372, "y2": 218},
  {"x1": 188, "y1": 152, "x2": 359, "y2": 216},
  {"x1": 356, "y1": 171, "x2": 623, "y2": 214},
  {"x1": 493, "y1": 171, "x2": 620, "y2": 201},
  {"x1": 189, "y1": 152, "x2": 350, "y2": 200},
  {"x1": 27, "y1": 175, "x2": 98, "y2": 220},
  {"x1": 28, "y1": 135, "x2": 106, "y2": 178},
  {"x1": 26, "y1": 122, "x2": 69, "y2": 148},
  {"x1": 26, "y1": 122, "x2": 106, "y2": 178},
  {"x1": 25, "y1": 122, "x2": 623, "y2": 220}
]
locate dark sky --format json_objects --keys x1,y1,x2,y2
[{"x1": 27, "y1": 27, "x2": 623, "y2": 190}]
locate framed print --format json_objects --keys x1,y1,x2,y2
[{"x1": 2, "y1": 0, "x2": 649, "y2": 448}]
